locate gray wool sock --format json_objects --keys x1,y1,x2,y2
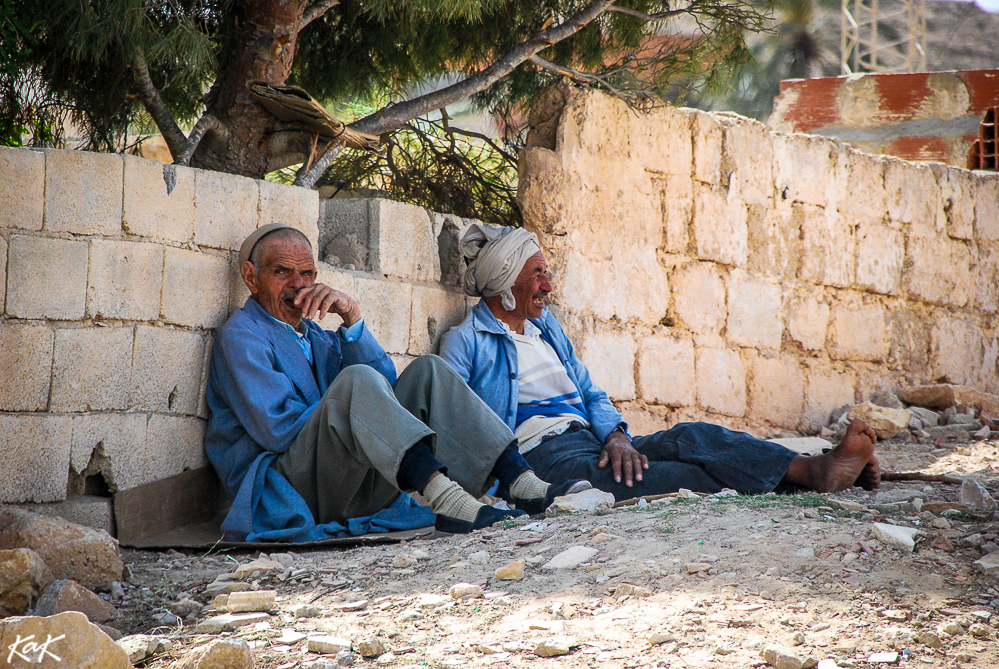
[
  {"x1": 509, "y1": 471, "x2": 550, "y2": 500},
  {"x1": 423, "y1": 474, "x2": 484, "y2": 523}
]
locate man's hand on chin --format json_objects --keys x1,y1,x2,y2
[
  {"x1": 598, "y1": 430, "x2": 648, "y2": 487},
  {"x1": 293, "y1": 283, "x2": 362, "y2": 326}
]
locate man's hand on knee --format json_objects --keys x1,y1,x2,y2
[{"x1": 598, "y1": 431, "x2": 648, "y2": 487}]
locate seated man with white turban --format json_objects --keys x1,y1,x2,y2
[
  {"x1": 439, "y1": 225, "x2": 881, "y2": 500},
  {"x1": 205, "y1": 224, "x2": 590, "y2": 541}
]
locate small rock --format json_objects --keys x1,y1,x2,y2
[
  {"x1": 0, "y1": 547, "x2": 53, "y2": 616},
  {"x1": 867, "y1": 651, "x2": 899, "y2": 663},
  {"x1": 117, "y1": 634, "x2": 173, "y2": 663},
  {"x1": 930, "y1": 517, "x2": 952, "y2": 529},
  {"x1": 495, "y1": 561, "x2": 525, "y2": 580},
  {"x1": 613, "y1": 583, "x2": 652, "y2": 598},
  {"x1": 168, "y1": 597, "x2": 203, "y2": 620},
  {"x1": 468, "y1": 550, "x2": 489, "y2": 565},
  {"x1": 960, "y1": 533, "x2": 984, "y2": 548},
  {"x1": 175, "y1": 638, "x2": 252, "y2": 669},
  {"x1": 914, "y1": 631, "x2": 942, "y2": 648},
  {"x1": 331, "y1": 599, "x2": 368, "y2": 612},
  {"x1": 968, "y1": 622, "x2": 991, "y2": 637},
  {"x1": 796, "y1": 547, "x2": 815, "y2": 558},
  {"x1": 545, "y1": 489, "x2": 615, "y2": 516},
  {"x1": 542, "y1": 546, "x2": 598, "y2": 569},
  {"x1": 392, "y1": 554, "x2": 416, "y2": 569},
  {"x1": 415, "y1": 593, "x2": 451, "y2": 608},
  {"x1": 909, "y1": 406, "x2": 940, "y2": 427},
  {"x1": 791, "y1": 632, "x2": 805, "y2": 646},
  {"x1": 974, "y1": 426, "x2": 990, "y2": 439},
  {"x1": 762, "y1": 645, "x2": 817, "y2": 669},
  {"x1": 357, "y1": 636, "x2": 387, "y2": 658},
  {"x1": 398, "y1": 609, "x2": 424, "y2": 622},
  {"x1": 34, "y1": 578, "x2": 117, "y2": 623},
  {"x1": 872, "y1": 523, "x2": 920, "y2": 552},
  {"x1": 829, "y1": 498, "x2": 869, "y2": 513},
  {"x1": 0, "y1": 611, "x2": 129, "y2": 668},
  {"x1": 232, "y1": 557, "x2": 284, "y2": 579},
  {"x1": 924, "y1": 425, "x2": 971, "y2": 442},
  {"x1": 449, "y1": 583, "x2": 483, "y2": 599},
  {"x1": 648, "y1": 632, "x2": 676, "y2": 645},
  {"x1": 940, "y1": 621, "x2": 964, "y2": 636},
  {"x1": 846, "y1": 403, "x2": 911, "y2": 439},
  {"x1": 955, "y1": 652, "x2": 975, "y2": 662},
  {"x1": 410, "y1": 549, "x2": 430, "y2": 561},
  {"x1": 291, "y1": 603, "x2": 321, "y2": 618},
  {"x1": 308, "y1": 636, "x2": 353, "y2": 654},
  {"x1": 226, "y1": 589, "x2": 276, "y2": 612},
  {"x1": 676, "y1": 489, "x2": 700, "y2": 499},
  {"x1": 715, "y1": 646, "x2": 735, "y2": 655},
  {"x1": 685, "y1": 562, "x2": 712, "y2": 574},
  {"x1": 973, "y1": 552, "x2": 999, "y2": 574},
  {"x1": 534, "y1": 636, "x2": 577, "y2": 657},
  {"x1": 336, "y1": 649, "x2": 356, "y2": 666},
  {"x1": 194, "y1": 612, "x2": 270, "y2": 633},
  {"x1": 277, "y1": 629, "x2": 307, "y2": 644},
  {"x1": 959, "y1": 479, "x2": 997, "y2": 513}
]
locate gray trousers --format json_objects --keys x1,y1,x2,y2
[{"x1": 273, "y1": 355, "x2": 513, "y2": 525}]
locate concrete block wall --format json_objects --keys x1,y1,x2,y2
[
  {"x1": 519, "y1": 88, "x2": 999, "y2": 436},
  {"x1": 0, "y1": 147, "x2": 321, "y2": 507}
]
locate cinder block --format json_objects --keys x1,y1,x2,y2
[
  {"x1": 903, "y1": 230, "x2": 970, "y2": 307},
  {"x1": 353, "y1": 276, "x2": 412, "y2": 354},
  {"x1": 580, "y1": 332, "x2": 637, "y2": 401},
  {"x1": 889, "y1": 308, "x2": 931, "y2": 374},
  {"x1": 86, "y1": 240, "x2": 164, "y2": 320},
  {"x1": 0, "y1": 147, "x2": 44, "y2": 231},
  {"x1": 693, "y1": 184, "x2": 747, "y2": 266},
  {"x1": 162, "y1": 248, "x2": 231, "y2": 328},
  {"x1": 974, "y1": 176, "x2": 999, "y2": 242},
  {"x1": 433, "y1": 212, "x2": 473, "y2": 287},
  {"x1": 130, "y1": 325, "x2": 207, "y2": 415},
  {"x1": 122, "y1": 155, "x2": 196, "y2": 243},
  {"x1": 930, "y1": 317, "x2": 982, "y2": 387},
  {"x1": 0, "y1": 322, "x2": 54, "y2": 411},
  {"x1": 638, "y1": 334, "x2": 695, "y2": 406},
  {"x1": 0, "y1": 234, "x2": 6, "y2": 313},
  {"x1": 408, "y1": 285, "x2": 467, "y2": 356},
  {"x1": 773, "y1": 134, "x2": 832, "y2": 207},
  {"x1": 803, "y1": 366, "x2": 855, "y2": 431},
  {"x1": 837, "y1": 150, "x2": 886, "y2": 219},
  {"x1": 71, "y1": 412, "x2": 148, "y2": 492},
  {"x1": 370, "y1": 199, "x2": 440, "y2": 282},
  {"x1": 672, "y1": 262, "x2": 726, "y2": 335},
  {"x1": 855, "y1": 221, "x2": 903, "y2": 295},
  {"x1": 692, "y1": 112, "x2": 723, "y2": 185},
  {"x1": 44, "y1": 150, "x2": 123, "y2": 235},
  {"x1": 143, "y1": 414, "x2": 208, "y2": 488},
  {"x1": 695, "y1": 347, "x2": 746, "y2": 417},
  {"x1": 0, "y1": 414, "x2": 73, "y2": 503},
  {"x1": 558, "y1": 246, "x2": 670, "y2": 326},
  {"x1": 785, "y1": 287, "x2": 829, "y2": 352},
  {"x1": 884, "y1": 158, "x2": 938, "y2": 228},
  {"x1": 726, "y1": 269, "x2": 782, "y2": 350},
  {"x1": 258, "y1": 179, "x2": 320, "y2": 252},
  {"x1": 660, "y1": 174, "x2": 692, "y2": 253},
  {"x1": 931, "y1": 164, "x2": 974, "y2": 240},
  {"x1": 746, "y1": 201, "x2": 800, "y2": 280},
  {"x1": 228, "y1": 251, "x2": 251, "y2": 317},
  {"x1": 193, "y1": 168, "x2": 259, "y2": 250},
  {"x1": 827, "y1": 301, "x2": 889, "y2": 362},
  {"x1": 5, "y1": 234, "x2": 89, "y2": 320},
  {"x1": 319, "y1": 198, "x2": 371, "y2": 269},
  {"x1": 797, "y1": 205, "x2": 855, "y2": 288},
  {"x1": 974, "y1": 245, "x2": 999, "y2": 313},
  {"x1": 17, "y1": 496, "x2": 115, "y2": 535},
  {"x1": 748, "y1": 357, "x2": 805, "y2": 427},
  {"x1": 723, "y1": 119, "x2": 774, "y2": 206},
  {"x1": 645, "y1": 106, "x2": 693, "y2": 177},
  {"x1": 50, "y1": 327, "x2": 134, "y2": 411}
]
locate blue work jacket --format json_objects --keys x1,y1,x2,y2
[
  {"x1": 205, "y1": 297, "x2": 403, "y2": 541},
  {"x1": 439, "y1": 300, "x2": 625, "y2": 444}
]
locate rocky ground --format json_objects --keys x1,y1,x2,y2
[{"x1": 111, "y1": 435, "x2": 999, "y2": 669}]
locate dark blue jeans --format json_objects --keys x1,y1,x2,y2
[{"x1": 523, "y1": 422, "x2": 799, "y2": 501}]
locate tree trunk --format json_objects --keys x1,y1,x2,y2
[{"x1": 190, "y1": 0, "x2": 311, "y2": 178}]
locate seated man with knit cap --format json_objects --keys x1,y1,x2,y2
[
  {"x1": 205, "y1": 223, "x2": 590, "y2": 542},
  {"x1": 439, "y1": 225, "x2": 882, "y2": 501}
]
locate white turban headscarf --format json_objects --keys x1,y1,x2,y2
[{"x1": 461, "y1": 224, "x2": 542, "y2": 311}]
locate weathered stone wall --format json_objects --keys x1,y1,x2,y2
[
  {"x1": 519, "y1": 87, "x2": 999, "y2": 436},
  {"x1": 0, "y1": 147, "x2": 470, "y2": 525}
]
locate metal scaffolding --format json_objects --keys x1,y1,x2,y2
[{"x1": 841, "y1": 0, "x2": 927, "y2": 74}]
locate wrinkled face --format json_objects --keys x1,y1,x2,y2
[
  {"x1": 243, "y1": 237, "x2": 316, "y2": 327},
  {"x1": 510, "y1": 251, "x2": 552, "y2": 320}
]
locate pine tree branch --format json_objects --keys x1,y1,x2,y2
[
  {"x1": 132, "y1": 50, "x2": 188, "y2": 160},
  {"x1": 528, "y1": 55, "x2": 629, "y2": 99},
  {"x1": 301, "y1": 0, "x2": 340, "y2": 28},
  {"x1": 348, "y1": 0, "x2": 619, "y2": 136},
  {"x1": 174, "y1": 113, "x2": 223, "y2": 167},
  {"x1": 607, "y1": 5, "x2": 685, "y2": 21},
  {"x1": 295, "y1": 143, "x2": 343, "y2": 188}
]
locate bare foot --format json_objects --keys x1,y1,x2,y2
[{"x1": 783, "y1": 420, "x2": 877, "y2": 493}]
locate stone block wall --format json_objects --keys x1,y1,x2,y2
[
  {"x1": 0, "y1": 146, "x2": 474, "y2": 515},
  {"x1": 519, "y1": 87, "x2": 999, "y2": 436}
]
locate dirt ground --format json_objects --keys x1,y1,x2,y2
[{"x1": 117, "y1": 437, "x2": 999, "y2": 669}]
